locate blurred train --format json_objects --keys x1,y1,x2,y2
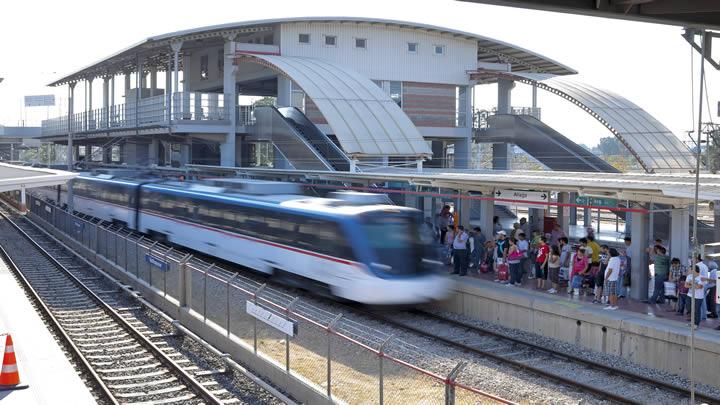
[{"x1": 24, "y1": 173, "x2": 453, "y2": 305}]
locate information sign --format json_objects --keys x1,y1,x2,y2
[
  {"x1": 575, "y1": 196, "x2": 618, "y2": 208},
  {"x1": 246, "y1": 301, "x2": 298, "y2": 336},
  {"x1": 494, "y1": 189, "x2": 548, "y2": 209},
  {"x1": 145, "y1": 254, "x2": 170, "y2": 272}
]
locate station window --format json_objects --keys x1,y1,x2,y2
[
  {"x1": 407, "y1": 42, "x2": 418, "y2": 53},
  {"x1": 298, "y1": 33, "x2": 310, "y2": 44},
  {"x1": 433, "y1": 45, "x2": 445, "y2": 55},
  {"x1": 200, "y1": 54, "x2": 209, "y2": 80},
  {"x1": 355, "y1": 38, "x2": 367, "y2": 49},
  {"x1": 325, "y1": 35, "x2": 337, "y2": 46},
  {"x1": 263, "y1": 34, "x2": 273, "y2": 45},
  {"x1": 389, "y1": 81, "x2": 402, "y2": 108}
]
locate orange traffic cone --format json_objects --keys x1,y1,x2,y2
[{"x1": 0, "y1": 335, "x2": 28, "y2": 390}]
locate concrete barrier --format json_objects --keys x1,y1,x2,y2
[{"x1": 437, "y1": 277, "x2": 720, "y2": 388}]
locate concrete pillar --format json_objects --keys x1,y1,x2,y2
[
  {"x1": 583, "y1": 208, "x2": 591, "y2": 228},
  {"x1": 135, "y1": 56, "x2": 144, "y2": 128},
  {"x1": 493, "y1": 78, "x2": 515, "y2": 171},
  {"x1": 102, "y1": 77, "x2": 110, "y2": 128},
  {"x1": 458, "y1": 194, "x2": 471, "y2": 229},
  {"x1": 478, "y1": 197, "x2": 494, "y2": 241},
  {"x1": 220, "y1": 36, "x2": 237, "y2": 167},
  {"x1": 110, "y1": 76, "x2": 115, "y2": 107},
  {"x1": 67, "y1": 82, "x2": 76, "y2": 171},
  {"x1": 19, "y1": 184, "x2": 26, "y2": 213},
  {"x1": 166, "y1": 54, "x2": 173, "y2": 123},
  {"x1": 124, "y1": 73, "x2": 131, "y2": 95},
  {"x1": 529, "y1": 207, "x2": 545, "y2": 235},
  {"x1": 569, "y1": 192, "x2": 578, "y2": 225},
  {"x1": 557, "y1": 192, "x2": 570, "y2": 234},
  {"x1": 148, "y1": 138, "x2": 159, "y2": 165},
  {"x1": 149, "y1": 67, "x2": 158, "y2": 97},
  {"x1": 454, "y1": 138, "x2": 471, "y2": 169},
  {"x1": 180, "y1": 143, "x2": 190, "y2": 166},
  {"x1": 171, "y1": 41, "x2": 182, "y2": 109},
  {"x1": 630, "y1": 208, "x2": 649, "y2": 300},
  {"x1": 277, "y1": 75, "x2": 292, "y2": 107},
  {"x1": 671, "y1": 208, "x2": 690, "y2": 263}
]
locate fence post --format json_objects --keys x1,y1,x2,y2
[
  {"x1": 178, "y1": 254, "x2": 192, "y2": 307},
  {"x1": 326, "y1": 314, "x2": 343, "y2": 399},
  {"x1": 444, "y1": 362, "x2": 466, "y2": 405},
  {"x1": 148, "y1": 241, "x2": 159, "y2": 286},
  {"x1": 93, "y1": 221, "x2": 99, "y2": 253},
  {"x1": 114, "y1": 228, "x2": 123, "y2": 264},
  {"x1": 163, "y1": 248, "x2": 173, "y2": 297},
  {"x1": 285, "y1": 297, "x2": 300, "y2": 373},
  {"x1": 226, "y1": 274, "x2": 238, "y2": 337},
  {"x1": 135, "y1": 236, "x2": 145, "y2": 278},
  {"x1": 378, "y1": 335, "x2": 394, "y2": 405},
  {"x1": 253, "y1": 284, "x2": 267, "y2": 354},
  {"x1": 203, "y1": 264, "x2": 216, "y2": 322}
]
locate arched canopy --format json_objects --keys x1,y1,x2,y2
[
  {"x1": 478, "y1": 71, "x2": 695, "y2": 173},
  {"x1": 238, "y1": 53, "x2": 432, "y2": 157}
]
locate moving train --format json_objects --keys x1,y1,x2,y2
[{"x1": 26, "y1": 173, "x2": 453, "y2": 305}]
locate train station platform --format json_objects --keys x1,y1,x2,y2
[
  {"x1": 0, "y1": 256, "x2": 95, "y2": 405},
  {"x1": 438, "y1": 269, "x2": 720, "y2": 389}
]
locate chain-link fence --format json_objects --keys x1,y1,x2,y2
[{"x1": 23, "y1": 194, "x2": 517, "y2": 405}]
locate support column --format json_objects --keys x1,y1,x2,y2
[
  {"x1": 671, "y1": 208, "x2": 690, "y2": 263},
  {"x1": 630, "y1": 208, "x2": 649, "y2": 300},
  {"x1": 583, "y1": 208, "x2": 591, "y2": 228},
  {"x1": 493, "y1": 78, "x2": 515, "y2": 170},
  {"x1": 149, "y1": 67, "x2": 157, "y2": 97},
  {"x1": 135, "y1": 55, "x2": 144, "y2": 129},
  {"x1": 67, "y1": 82, "x2": 76, "y2": 170},
  {"x1": 569, "y1": 192, "x2": 578, "y2": 225},
  {"x1": 148, "y1": 138, "x2": 159, "y2": 165},
  {"x1": 171, "y1": 41, "x2": 183, "y2": 121},
  {"x1": 458, "y1": 194, "x2": 471, "y2": 229},
  {"x1": 531, "y1": 82, "x2": 538, "y2": 116},
  {"x1": 714, "y1": 201, "x2": 720, "y2": 243},
  {"x1": 220, "y1": 36, "x2": 237, "y2": 167},
  {"x1": 479, "y1": 197, "x2": 494, "y2": 241},
  {"x1": 180, "y1": 142, "x2": 190, "y2": 166},
  {"x1": 102, "y1": 77, "x2": 110, "y2": 128},
  {"x1": 557, "y1": 192, "x2": 570, "y2": 234},
  {"x1": 166, "y1": 53, "x2": 173, "y2": 123},
  {"x1": 19, "y1": 185, "x2": 26, "y2": 213},
  {"x1": 277, "y1": 75, "x2": 292, "y2": 107},
  {"x1": 454, "y1": 137, "x2": 471, "y2": 169}
]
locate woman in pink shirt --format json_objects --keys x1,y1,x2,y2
[{"x1": 571, "y1": 247, "x2": 590, "y2": 296}]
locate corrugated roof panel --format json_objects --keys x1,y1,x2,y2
[{"x1": 248, "y1": 54, "x2": 431, "y2": 157}]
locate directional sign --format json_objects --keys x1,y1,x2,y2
[
  {"x1": 24, "y1": 94, "x2": 55, "y2": 107},
  {"x1": 575, "y1": 196, "x2": 618, "y2": 208},
  {"x1": 494, "y1": 189, "x2": 548, "y2": 209},
  {"x1": 246, "y1": 301, "x2": 298, "y2": 336},
  {"x1": 145, "y1": 254, "x2": 170, "y2": 272}
]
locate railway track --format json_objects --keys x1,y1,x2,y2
[
  {"x1": 0, "y1": 205, "x2": 285, "y2": 405},
  {"x1": 366, "y1": 308, "x2": 719, "y2": 405}
]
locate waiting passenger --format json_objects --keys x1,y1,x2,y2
[
  {"x1": 603, "y1": 248, "x2": 621, "y2": 310},
  {"x1": 676, "y1": 274, "x2": 690, "y2": 317},
  {"x1": 687, "y1": 265, "x2": 706, "y2": 329},
  {"x1": 550, "y1": 223, "x2": 566, "y2": 247},
  {"x1": 436, "y1": 205, "x2": 452, "y2": 244},
  {"x1": 469, "y1": 227, "x2": 486, "y2": 270},
  {"x1": 516, "y1": 231, "x2": 530, "y2": 283},
  {"x1": 570, "y1": 247, "x2": 590, "y2": 297},
  {"x1": 594, "y1": 245, "x2": 610, "y2": 304},
  {"x1": 510, "y1": 222, "x2": 521, "y2": 240},
  {"x1": 534, "y1": 236, "x2": 549, "y2": 291},
  {"x1": 706, "y1": 261, "x2": 717, "y2": 319},
  {"x1": 506, "y1": 237, "x2": 523, "y2": 286},
  {"x1": 493, "y1": 216, "x2": 502, "y2": 236},
  {"x1": 547, "y1": 245, "x2": 561, "y2": 294},
  {"x1": 558, "y1": 236, "x2": 571, "y2": 287},
  {"x1": 451, "y1": 226, "x2": 469, "y2": 277},
  {"x1": 648, "y1": 246, "x2": 670, "y2": 305},
  {"x1": 494, "y1": 230, "x2": 508, "y2": 272}
]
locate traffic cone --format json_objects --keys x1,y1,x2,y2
[{"x1": 0, "y1": 335, "x2": 29, "y2": 390}]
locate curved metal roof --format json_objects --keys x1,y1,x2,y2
[
  {"x1": 49, "y1": 17, "x2": 575, "y2": 86},
  {"x1": 239, "y1": 53, "x2": 432, "y2": 157},
  {"x1": 494, "y1": 72, "x2": 695, "y2": 173}
]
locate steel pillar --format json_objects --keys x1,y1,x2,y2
[
  {"x1": 630, "y1": 208, "x2": 649, "y2": 300},
  {"x1": 220, "y1": 36, "x2": 237, "y2": 167}
]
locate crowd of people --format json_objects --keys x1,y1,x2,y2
[{"x1": 433, "y1": 205, "x2": 720, "y2": 328}]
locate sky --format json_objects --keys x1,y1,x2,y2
[{"x1": 0, "y1": 0, "x2": 717, "y2": 147}]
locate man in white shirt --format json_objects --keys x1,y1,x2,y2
[
  {"x1": 451, "y1": 226, "x2": 469, "y2": 277},
  {"x1": 697, "y1": 255, "x2": 710, "y2": 321},
  {"x1": 603, "y1": 248, "x2": 621, "y2": 310},
  {"x1": 687, "y1": 265, "x2": 706, "y2": 329}
]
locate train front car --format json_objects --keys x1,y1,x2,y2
[{"x1": 331, "y1": 207, "x2": 455, "y2": 305}]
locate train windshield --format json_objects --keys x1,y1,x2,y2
[{"x1": 360, "y1": 214, "x2": 425, "y2": 277}]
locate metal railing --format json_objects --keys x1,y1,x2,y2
[
  {"x1": 24, "y1": 193, "x2": 515, "y2": 405},
  {"x1": 473, "y1": 106, "x2": 542, "y2": 129},
  {"x1": 41, "y1": 92, "x2": 237, "y2": 136}
]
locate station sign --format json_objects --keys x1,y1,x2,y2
[
  {"x1": 246, "y1": 301, "x2": 298, "y2": 336},
  {"x1": 145, "y1": 254, "x2": 170, "y2": 272},
  {"x1": 494, "y1": 189, "x2": 548, "y2": 209},
  {"x1": 575, "y1": 196, "x2": 618, "y2": 208}
]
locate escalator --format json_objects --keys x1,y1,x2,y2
[
  {"x1": 481, "y1": 114, "x2": 619, "y2": 172},
  {"x1": 277, "y1": 107, "x2": 351, "y2": 171},
  {"x1": 251, "y1": 106, "x2": 336, "y2": 171}
]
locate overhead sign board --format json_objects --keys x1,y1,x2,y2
[
  {"x1": 24, "y1": 95, "x2": 55, "y2": 107},
  {"x1": 246, "y1": 301, "x2": 298, "y2": 336},
  {"x1": 494, "y1": 189, "x2": 548, "y2": 209},
  {"x1": 575, "y1": 196, "x2": 618, "y2": 208}
]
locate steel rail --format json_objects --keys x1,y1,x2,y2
[
  {"x1": 364, "y1": 308, "x2": 720, "y2": 405},
  {"x1": 0, "y1": 207, "x2": 223, "y2": 405},
  {"x1": 0, "y1": 244, "x2": 118, "y2": 405}
]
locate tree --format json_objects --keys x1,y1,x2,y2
[
  {"x1": 597, "y1": 136, "x2": 630, "y2": 157},
  {"x1": 252, "y1": 96, "x2": 276, "y2": 107}
]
